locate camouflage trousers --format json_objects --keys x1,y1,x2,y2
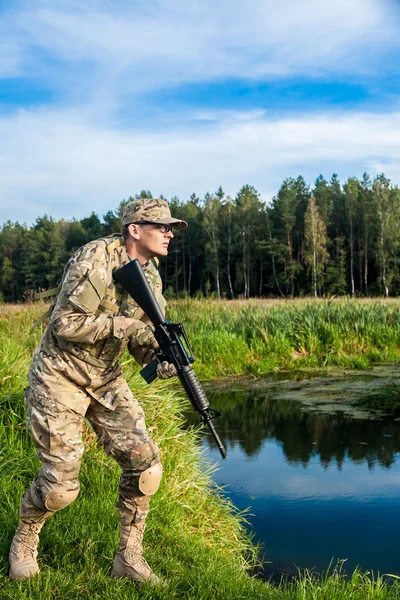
[{"x1": 20, "y1": 382, "x2": 162, "y2": 527}]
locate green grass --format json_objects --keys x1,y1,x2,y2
[
  {"x1": 166, "y1": 297, "x2": 400, "y2": 377},
  {"x1": 1, "y1": 301, "x2": 400, "y2": 598}
]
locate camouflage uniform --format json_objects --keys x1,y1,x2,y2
[{"x1": 9, "y1": 199, "x2": 187, "y2": 583}]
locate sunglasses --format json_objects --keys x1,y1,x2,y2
[{"x1": 132, "y1": 221, "x2": 173, "y2": 234}]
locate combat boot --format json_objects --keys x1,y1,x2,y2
[
  {"x1": 9, "y1": 521, "x2": 45, "y2": 580},
  {"x1": 112, "y1": 521, "x2": 161, "y2": 586}
]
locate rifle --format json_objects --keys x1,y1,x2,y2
[{"x1": 113, "y1": 259, "x2": 227, "y2": 459}]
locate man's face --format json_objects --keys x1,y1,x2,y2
[{"x1": 132, "y1": 223, "x2": 174, "y2": 259}]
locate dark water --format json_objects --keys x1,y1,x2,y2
[{"x1": 199, "y1": 371, "x2": 400, "y2": 578}]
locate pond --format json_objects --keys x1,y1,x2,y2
[{"x1": 198, "y1": 366, "x2": 400, "y2": 579}]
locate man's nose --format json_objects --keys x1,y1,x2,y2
[{"x1": 166, "y1": 230, "x2": 174, "y2": 238}]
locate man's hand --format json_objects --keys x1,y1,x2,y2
[
  {"x1": 157, "y1": 361, "x2": 178, "y2": 379},
  {"x1": 125, "y1": 318, "x2": 159, "y2": 349}
]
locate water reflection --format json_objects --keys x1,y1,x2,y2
[
  {"x1": 194, "y1": 376, "x2": 400, "y2": 576},
  {"x1": 201, "y1": 384, "x2": 400, "y2": 469}
]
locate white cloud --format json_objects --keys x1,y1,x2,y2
[
  {"x1": 1, "y1": 1, "x2": 400, "y2": 224},
  {"x1": 2, "y1": 106, "x2": 400, "y2": 224},
  {"x1": 193, "y1": 109, "x2": 267, "y2": 122},
  {"x1": 1, "y1": 0, "x2": 399, "y2": 95}
]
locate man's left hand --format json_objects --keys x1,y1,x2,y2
[{"x1": 157, "y1": 361, "x2": 178, "y2": 379}]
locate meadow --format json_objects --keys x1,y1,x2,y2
[{"x1": 1, "y1": 299, "x2": 400, "y2": 599}]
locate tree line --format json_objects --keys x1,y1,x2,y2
[{"x1": 1, "y1": 173, "x2": 400, "y2": 302}]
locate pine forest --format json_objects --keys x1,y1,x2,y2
[{"x1": 2, "y1": 172, "x2": 400, "y2": 302}]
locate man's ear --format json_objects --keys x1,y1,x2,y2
[{"x1": 128, "y1": 223, "x2": 140, "y2": 240}]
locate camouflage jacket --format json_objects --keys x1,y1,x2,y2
[{"x1": 28, "y1": 235, "x2": 166, "y2": 415}]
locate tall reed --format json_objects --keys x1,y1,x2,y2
[{"x1": 166, "y1": 298, "x2": 400, "y2": 377}]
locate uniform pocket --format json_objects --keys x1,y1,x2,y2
[
  {"x1": 48, "y1": 413, "x2": 84, "y2": 459},
  {"x1": 70, "y1": 270, "x2": 106, "y2": 314},
  {"x1": 26, "y1": 404, "x2": 51, "y2": 453}
]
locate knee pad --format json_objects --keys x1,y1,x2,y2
[
  {"x1": 32, "y1": 462, "x2": 81, "y2": 512},
  {"x1": 44, "y1": 486, "x2": 80, "y2": 511},
  {"x1": 138, "y1": 462, "x2": 163, "y2": 496}
]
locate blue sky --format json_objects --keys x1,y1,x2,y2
[{"x1": 1, "y1": 0, "x2": 400, "y2": 224}]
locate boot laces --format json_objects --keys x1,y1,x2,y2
[
  {"x1": 125, "y1": 548, "x2": 154, "y2": 576},
  {"x1": 18, "y1": 525, "x2": 41, "y2": 556}
]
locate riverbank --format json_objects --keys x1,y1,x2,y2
[{"x1": 1, "y1": 302, "x2": 400, "y2": 598}]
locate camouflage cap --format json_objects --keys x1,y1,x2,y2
[{"x1": 122, "y1": 199, "x2": 188, "y2": 229}]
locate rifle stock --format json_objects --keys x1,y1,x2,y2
[{"x1": 113, "y1": 259, "x2": 227, "y2": 459}]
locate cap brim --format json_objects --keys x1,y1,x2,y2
[{"x1": 149, "y1": 217, "x2": 188, "y2": 229}]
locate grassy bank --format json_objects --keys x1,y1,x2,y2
[
  {"x1": 166, "y1": 297, "x2": 400, "y2": 378},
  {"x1": 1, "y1": 302, "x2": 400, "y2": 598}
]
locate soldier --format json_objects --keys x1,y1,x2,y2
[{"x1": 9, "y1": 199, "x2": 187, "y2": 585}]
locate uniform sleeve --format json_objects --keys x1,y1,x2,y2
[{"x1": 51, "y1": 243, "x2": 128, "y2": 344}]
